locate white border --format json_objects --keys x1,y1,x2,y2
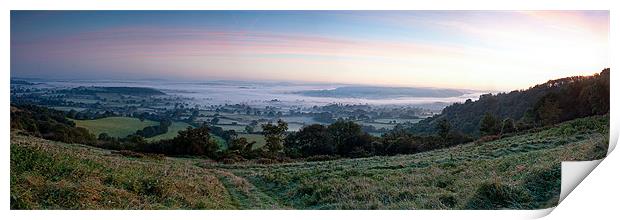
[
  {"x1": 1, "y1": 0, "x2": 614, "y2": 10},
  {"x1": 2, "y1": 1, "x2": 616, "y2": 219}
]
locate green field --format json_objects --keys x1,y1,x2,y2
[
  {"x1": 74, "y1": 118, "x2": 202, "y2": 143},
  {"x1": 73, "y1": 117, "x2": 158, "y2": 138},
  {"x1": 238, "y1": 133, "x2": 267, "y2": 148},
  {"x1": 216, "y1": 118, "x2": 243, "y2": 125},
  {"x1": 11, "y1": 116, "x2": 608, "y2": 209},
  {"x1": 137, "y1": 122, "x2": 228, "y2": 149},
  {"x1": 215, "y1": 124, "x2": 247, "y2": 133},
  {"x1": 146, "y1": 122, "x2": 193, "y2": 142}
]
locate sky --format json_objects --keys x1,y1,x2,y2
[{"x1": 11, "y1": 11, "x2": 609, "y2": 90}]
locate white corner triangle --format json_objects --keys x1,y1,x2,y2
[{"x1": 559, "y1": 160, "x2": 603, "y2": 203}]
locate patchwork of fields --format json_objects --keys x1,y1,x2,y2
[
  {"x1": 73, "y1": 117, "x2": 234, "y2": 150},
  {"x1": 73, "y1": 117, "x2": 158, "y2": 138},
  {"x1": 74, "y1": 117, "x2": 194, "y2": 141},
  {"x1": 10, "y1": 116, "x2": 608, "y2": 209}
]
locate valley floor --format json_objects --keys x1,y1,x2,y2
[{"x1": 10, "y1": 116, "x2": 608, "y2": 209}]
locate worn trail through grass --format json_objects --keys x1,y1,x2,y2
[{"x1": 211, "y1": 170, "x2": 286, "y2": 209}]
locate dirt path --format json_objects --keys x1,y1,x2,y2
[{"x1": 211, "y1": 169, "x2": 286, "y2": 209}]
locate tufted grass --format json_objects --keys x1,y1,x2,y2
[{"x1": 11, "y1": 115, "x2": 608, "y2": 209}]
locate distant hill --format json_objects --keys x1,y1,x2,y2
[
  {"x1": 65, "y1": 86, "x2": 166, "y2": 96},
  {"x1": 10, "y1": 79, "x2": 35, "y2": 85},
  {"x1": 408, "y1": 68, "x2": 610, "y2": 136},
  {"x1": 297, "y1": 86, "x2": 466, "y2": 99}
]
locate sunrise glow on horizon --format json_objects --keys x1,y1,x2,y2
[{"x1": 11, "y1": 11, "x2": 609, "y2": 91}]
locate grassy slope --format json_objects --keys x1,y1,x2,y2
[
  {"x1": 206, "y1": 116, "x2": 608, "y2": 210},
  {"x1": 73, "y1": 117, "x2": 157, "y2": 138},
  {"x1": 11, "y1": 116, "x2": 608, "y2": 210},
  {"x1": 10, "y1": 134, "x2": 235, "y2": 209}
]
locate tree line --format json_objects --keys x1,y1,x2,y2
[
  {"x1": 220, "y1": 119, "x2": 472, "y2": 161},
  {"x1": 409, "y1": 68, "x2": 609, "y2": 136},
  {"x1": 10, "y1": 104, "x2": 470, "y2": 162},
  {"x1": 134, "y1": 119, "x2": 172, "y2": 138},
  {"x1": 11, "y1": 104, "x2": 96, "y2": 145}
]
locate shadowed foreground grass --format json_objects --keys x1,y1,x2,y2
[
  {"x1": 10, "y1": 135, "x2": 234, "y2": 209},
  {"x1": 11, "y1": 116, "x2": 608, "y2": 209}
]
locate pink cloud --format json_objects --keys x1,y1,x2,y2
[{"x1": 13, "y1": 26, "x2": 466, "y2": 63}]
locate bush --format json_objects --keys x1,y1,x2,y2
[
  {"x1": 284, "y1": 124, "x2": 335, "y2": 158},
  {"x1": 262, "y1": 120, "x2": 288, "y2": 154},
  {"x1": 501, "y1": 118, "x2": 516, "y2": 134}
]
